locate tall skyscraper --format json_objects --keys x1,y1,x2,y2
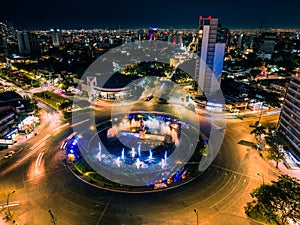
[
  {"x1": 0, "y1": 22, "x2": 6, "y2": 54},
  {"x1": 259, "y1": 32, "x2": 277, "y2": 54},
  {"x1": 148, "y1": 27, "x2": 158, "y2": 40},
  {"x1": 17, "y1": 31, "x2": 40, "y2": 55},
  {"x1": 0, "y1": 21, "x2": 14, "y2": 55},
  {"x1": 278, "y1": 74, "x2": 300, "y2": 158},
  {"x1": 50, "y1": 29, "x2": 63, "y2": 47},
  {"x1": 194, "y1": 16, "x2": 226, "y2": 96}
]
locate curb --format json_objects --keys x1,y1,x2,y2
[{"x1": 65, "y1": 159, "x2": 201, "y2": 194}]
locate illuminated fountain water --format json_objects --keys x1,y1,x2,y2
[
  {"x1": 86, "y1": 111, "x2": 197, "y2": 188},
  {"x1": 134, "y1": 158, "x2": 147, "y2": 169},
  {"x1": 135, "y1": 158, "x2": 142, "y2": 169},
  {"x1": 96, "y1": 142, "x2": 102, "y2": 161},
  {"x1": 114, "y1": 157, "x2": 122, "y2": 168},
  {"x1": 138, "y1": 144, "x2": 141, "y2": 157},
  {"x1": 130, "y1": 148, "x2": 137, "y2": 158},
  {"x1": 149, "y1": 150, "x2": 153, "y2": 160},
  {"x1": 121, "y1": 148, "x2": 125, "y2": 160},
  {"x1": 159, "y1": 158, "x2": 166, "y2": 169},
  {"x1": 145, "y1": 150, "x2": 154, "y2": 163}
]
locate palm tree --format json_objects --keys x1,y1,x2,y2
[
  {"x1": 250, "y1": 121, "x2": 267, "y2": 150},
  {"x1": 250, "y1": 121, "x2": 267, "y2": 137}
]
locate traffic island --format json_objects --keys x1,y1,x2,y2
[{"x1": 65, "y1": 112, "x2": 207, "y2": 193}]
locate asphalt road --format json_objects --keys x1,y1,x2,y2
[{"x1": 0, "y1": 100, "x2": 281, "y2": 225}]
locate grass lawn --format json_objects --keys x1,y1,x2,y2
[
  {"x1": 33, "y1": 91, "x2": 69, "y2": 109},
  {"x1": 247, "y1": 204, "x2": 279, "y2": 225}
]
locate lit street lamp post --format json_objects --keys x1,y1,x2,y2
[
  {"x1": 7, "y1": 190, "x2": 15, "y2": 219},
  {"x1": 194, "y1": 208, "x2": 199, "y2": 225},
  {"x1": 258, "y1": 103, "x2": 264, "y2": 124},
  {"x1": 257, "y1": 173, "x2": 264, "y2": 184},
  {"x1": 48, "y1": 209, "x2": 57, "y2": 225}
]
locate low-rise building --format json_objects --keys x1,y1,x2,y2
[{"x1": 0, "y1": 106, "x2": 17, "y2": 144}]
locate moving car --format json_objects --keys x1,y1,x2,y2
[
  {"x1": 4, "y1": 150, "x2": 15, "y2": 159},
  {"x1": 145, "y1": 93, "x2": 153, "y2": 101}
]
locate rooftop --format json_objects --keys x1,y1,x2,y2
[{"x1": 0, "y1": 91, "x2": 23, "y2": 103}]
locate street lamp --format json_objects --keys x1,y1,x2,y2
[
  {"x1": 48, "y1": 209, "x2": 56, "y2": 225},
  {"x1": 7, "y1": 190, "x2": 15, "y2": 219},
  {"x1": 193, "y1": 209, "x2": 198, "y2": 225},
  {"x1": 257, "y1": 173, "x2": 264, "y2": 184}
]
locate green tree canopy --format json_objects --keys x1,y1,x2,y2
[
  {"x1": 248, "y1": 174, "x2": 300, "y2": 225},
  {"x1": 265, "y1": 128, "x2": 285, "y2": 168}
]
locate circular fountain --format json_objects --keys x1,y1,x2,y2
[{"x1": 83, "y1": 112, "x2": 195, "y2": 187}]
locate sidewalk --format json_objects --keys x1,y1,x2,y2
[{"x1": 269, "y1": 159, "x2": 300, "y2": 180}]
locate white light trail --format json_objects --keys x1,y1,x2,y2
[{"x1": 35, "y1": 152, "x2": 44, "y2": 167}]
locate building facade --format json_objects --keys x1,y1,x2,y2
[
  {"x1": 51, "y1": 29, "x2": 63, "y2": 47},
  {"x1": 259, "y1": 32, "x2": 277, "y2": 54},
  {"x1": 195, "y1": 16, "x2": 226, "y2": 96},
  {"x1": 278, "y1": 74, "x2": 300, "y2": 158},
  {"x1": 17, "y1": 31, "x2": 40, "y2": 55}
]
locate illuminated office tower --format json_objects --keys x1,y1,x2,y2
[
  {"x1": 148, "y1": 27, "x2": 158, "y2": 40},
  {"x1": 51, "y1": 29, "x2": 63, "y2": 47},
  {"x1": 178, "y1": 32, "x2": 183, "y2": 49},
  {"x1": 0, "y1": 22, "x2": 6, "y2": 53},
  {"x1": 0, "y1": 21, "x2": 14, "y2": 54},
  {"x1": 195, "y1": 16, "x2": 226, "y2": 96},
  {"x1": 138, "y1": 29, "x2": 143, "y2": 41},
  {"x1": 278, "y1": 74, "x2": 300, "y2": 159},
  {"x1": 17, "y1": 31, "x2": 40, "y2": 55}
]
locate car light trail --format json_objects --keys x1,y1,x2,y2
[
  {"x1": 35, "y1": 152, "x2": 44, "y2": 167},
  {"x1": 70, "y1": 119, "x2": 90, "y2": 127},
  {"x1": 53, "y1": 123, "x2": 70, "y2": 132},
  {"x1": 0, "y1": 201, "x2": 20, "y2": 209},
  {"x1": 17, "y1": 134, "x2": 51, "y2": 164}
]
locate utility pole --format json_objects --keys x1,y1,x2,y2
[
  {"x1": 194, "y1": 209, "x2": 199, "y2": 225},
  {"x1": 7, "y1": 190, "x2": 15, "y2": 219},
  {"x1": 48, "y1": 209, "x2": 57, "y2": 225},
  {"x1": 257, "y1": 173, "x2": 265, "y2": 184}
]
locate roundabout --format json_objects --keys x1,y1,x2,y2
[{"x1": 65, "y1": 111, "x2": 207, "y2": 192}]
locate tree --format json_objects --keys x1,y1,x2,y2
[
  {"x1": 247, "y1": 174, "x2": 300, "y2": 225},
  {"x1": 265, "y1": 128, "x2": 285, "y2": 168},
  {"x1": 272, "y1": 175, "x2": 300, "y2": 225},
  {"x1": 250, "y1": 121, "x2": 267, "y2": 150},
  {"x1": 250, "y1": 121, "x2": 267, "y2": 137}
]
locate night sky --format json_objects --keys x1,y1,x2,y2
[{"x1": 1, "y1": 0, "x2": 300, "y2": 30}]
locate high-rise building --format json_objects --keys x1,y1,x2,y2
[
  {"x1": 237, "y1": 34, "x2": 244, "y2": 49},
  {"x1": 138, "y1": 29, "x2": 143, "y2": 41},
  {"x1": 194, "y1": 16, "x2": 226, "y2": 96},
  {"x1": 278, "y1": 74, "x2": 300, "y2": 159},
  {"x1": 50, "y1": 29, "x2": 63, "y2": 47},
  {"x1": 17, "y1": 31, "x2": 40, "y2": 55},
  {"x1": 0, "y1": 22, "x2": 5, "y2": 53},
  {"x1": 148, "y1": 27, "x2": 158, "y2": 40},
  {"x1": 177, "y1": 32, "x2": 183, "y2": 49},
  {"x1": 0, "y1": 21, "x2": 15, "y2": 55},
  {"x1": 258, "y1": 32, "x2": 277, "y2": 54}
]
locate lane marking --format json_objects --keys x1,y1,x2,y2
[{"x1": 96, "y1": 194, "x2": 114, "y2": 225}]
